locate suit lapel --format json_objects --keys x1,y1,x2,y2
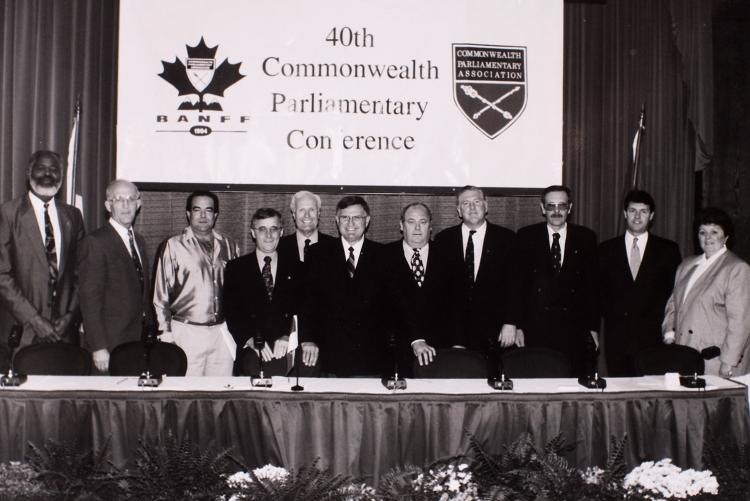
[
  {"x1": 616, "y1": 235, "x2": 634, "y2": 282},
  {"x1": 19, "y1": 196, "x2": 48, "y2": 269},
  {"x1": 682, "y1": 253, "x2": 729, "y2": 310}
]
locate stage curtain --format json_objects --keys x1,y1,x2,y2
[
  {"x1": 564, "y1": 0, "x2": 712, "y2": 254},
  {"x1": 0, "y1": 0, "x2": 118, "y2": 232}
]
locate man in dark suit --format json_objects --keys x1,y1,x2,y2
[
  {"x1": 78, "y1": 179, "x2": 154, "y2": 373},
  {"x1": 0, "y1": 150, "x2": 85, "y2": 348},
  {"x1": 278, "y1": 190, "x2": 336, "y2": 265},
  {"x1": 224, "y1": 207, "x2": 318, "y2": 368},
  {"x1": 385, "y1": 202, "x2": 448, "y2": 376},
  {"x1": 598, "y1": 190, "x2": 681, "y2": 376},
  {"x1": 434, "y1": 185, "x2": 518, "y2": 354},
  {"x1": 515, "y1": 185, "x2": 599, "y2": 377},
  {"x1": 303, "y1": 195, "x2": 388, "y2": 376}
]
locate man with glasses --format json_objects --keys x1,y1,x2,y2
[
  {"x1": 153, "y1": 191, "x2": 239, "y2": 376},
  {"x1": 515, "y1": 185, "x2": 598, "y2": 376},
  {"x1": 434, "y1": 185, "x2": 518, "y2": 355},
  {"x1": 303, "y1": 195, "x2": 387, "y2": 376},
  {"x1": 78, "y1": 179, "x2": 155, "y2": 373},
  {"x1": 0, "y1": 150, "x2": 85, "y2": 348},
  {"x1": 224, "y1": 208, "x2": 318, "y2": 370}
]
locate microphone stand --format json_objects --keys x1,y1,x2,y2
[
  {"x1": 1, "y1": 325, "x2": 26, "y2": 387},
  {"x1": 251, "y1": 334, "x2": 272, "y2": 387},
  {"x1": 291, "y1": 342, "x2": 304, "y2": 392},
  {"x1": 487, "y1": 337, "x2": 513, "y2": 391},
  {"x1": 679, "y1": 346, "x2": 716, "y2": 389},
  {"x1": 578, "y1": 334, "x2": 606, "y2": 390},
  {"x1": 382, "y1": 332, "x2": 406, "y2": 390},
  {"x1": 138, "y1": 321, "x2": 161, "y2": 387}
]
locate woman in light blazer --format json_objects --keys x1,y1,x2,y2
[{"x1": 663, "y1": 208, "x2": 750, "y2": 376}]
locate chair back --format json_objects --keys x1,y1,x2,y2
[
  {"x1": 633, "y1": 345, "x2": 704, "y2": 376},
  {"x1": 109, "y1": 341, "x2": 188, "y2": 377},
  {"x1": 238, "y1": 347, "x2": 321, "y2": 377},
  {"x1": 413, "y1": 348, "x2": 487, "y2": 378},
  {"x1": 13, "y1": 343, "x2": 92, "y2": 375},
  {"x1": 500, "y1": 347, "x2": 572, "y2": 378}
]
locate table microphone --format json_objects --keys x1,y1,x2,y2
[
  {"x1": 679, "y1": 346, "x2": 718, "y2": 389},
  {"x1": 251, "y1": 333, "x2": 272, "y2": 387},
  {"x1": 578, "y1": 333, "x2": 606, "y2": 390},
  {"x1": 487, "y1": 337, "x2": 513, "y2": 390},
  {"x1": 1, "y1": 325, "x2": 26, "y2": 387},
  {"x1": 382, "y1": 332, "x2": 406, "y2": 390},
  {"x1": 138, "y1": 321, "x2": 161, "y2": 387}
]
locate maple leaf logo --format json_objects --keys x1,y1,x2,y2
[{"x1": 159, "y1": 37, "x2": 244, "y2": 112}]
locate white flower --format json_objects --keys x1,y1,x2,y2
[
  {"x1": 623, "y1": 458, "x2": 719, "y2": 499},
  {"x1": 252, "y1": 464, "x2": 290, "y2": 483}
]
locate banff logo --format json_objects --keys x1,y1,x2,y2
[
  {"x1": 453, "y1": 44, "x2": 527, "y2": 139},
  {"x1": 159, "y1": 37, "x2": 244, "y2": 112}
]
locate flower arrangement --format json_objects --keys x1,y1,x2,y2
[
  {"x1": 623, "y1": 459, "x2": 718, "y2": 500},
  {"x1": 413, "y1": 461, "x2": 479, "y2": 500}
]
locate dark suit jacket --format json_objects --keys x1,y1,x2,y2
[
  {"x1": 278, "y1": 231, "x2": 337, "y2": 264},
  {"x1": 78, "y1": 223, "x2": 153, "y2": 352},
  {"x1": 384, "y1": 240, "x2": 449, "y2": 376},
  {"x1": 598, "y1": 233, "x2": 681, "y2": 375},
  {"x1": 0, "y1": 194, "x2": 85, "y2": 346},
  {"x1": 224, "y1": 251, "x2": 298, "y2": 355},
  {"x1": 515, "y1": 222, "x2": 598, "y2": 375},
  {"x1": 303, "y1": 237, "x2": 388, "y2": 376},
  {"x1": 433, "y1": 222, "x2": 517, "y2": 352}
]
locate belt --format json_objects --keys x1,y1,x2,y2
[{"x1": 172, "y1": 317, "x2": 224, "y2": 327}]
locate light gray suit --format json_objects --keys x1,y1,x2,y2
[{"x1": 663, "y1": 250, "x2": 750, "y2": 375}]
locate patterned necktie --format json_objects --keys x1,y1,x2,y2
[
  {"x1": 128, "y1": 228, "x2": 144, "y2": 291},
  {"x1": 303, "y1": 238, "x2": 311, "y2": 262},
  {"x1": 262, "y1": 256, "x2": 274, "y2": 301},
  {"x1": 465, "y1": 230, "x2": 476, "y2": 283},
  {"x1": 551, "y1": 232, "x2": 561, "y2": 274},
  {"x1": 411, "y1": 247, "x2": 425, "y2": 287},
  {"x1": 346, "y1": 246, "x2": 356, "y2": 278},
  {"x1": 43, "y1": 203, "x2": 58, "y2": 308},
  {"x1": 629, "y1": 236, "x2": 641, "y2": 279}
]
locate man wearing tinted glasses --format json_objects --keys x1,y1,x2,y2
[{"x1": 515, "y1": 185, "x2": 599, "y2": 377}]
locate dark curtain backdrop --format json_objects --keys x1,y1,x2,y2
[
  {"x1": 0, "y1": 0, "x2": 720, "y2": 257},
  {"x1": 0, "y1": 0, "x2": 118, "y2": 233}
]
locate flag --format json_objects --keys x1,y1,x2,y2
[
  {"x1": 65, "y1": 100, "x2": 84, "y2": 214},
  {"x1": 630, "y1": 104, "x2": 646, "y2": 189},
  {"x1": 286, "y1": 314, "x2": 299, "y2": 374}
]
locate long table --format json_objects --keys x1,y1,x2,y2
[{"x1": 0, "y1": 375, "x2": 748, "y2": 483}]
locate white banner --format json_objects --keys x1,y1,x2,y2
[{"x1": 117, "y1": 0, "x2": 563, "y2": 189}]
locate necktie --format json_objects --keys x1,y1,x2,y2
[
  {"x1": 551, "y1": 232, "x2": 561, "y2": 273},
  {"x1": 43, "y1": 203, "x2": 58, "y2": 308},
  {"x1": 465, "y1": 230, "x2": 476, "y2": 283},
  {"x1": 262, "y1": 256, "x2": 274, "y2": 301},
  {"x1": 346, "y1": 246, "x2": 356, "y2": 278},
  {"x1": 128, "y1": 228, "x2": 144, "y2": 291},
  {"x1": 303, "y1": 238, "x2": 311, "y2": 262},
  {"x1": 629, "y1": 237, "x2": 641, "y2": 279},
  {"x1": 411, "y1": 248, "x2": 425, "y2": 287}
]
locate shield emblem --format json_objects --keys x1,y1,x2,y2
[
  {"x1": 186, "y1": 57, "x2": 216, "y2": 93},
  {"x1": 453, "y1": 44, "x2": 527, "y2": 139}
]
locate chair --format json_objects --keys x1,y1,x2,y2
[
  {"x1": 413, "y1": 348, "x2": 487, "y2": 378},
  {"x1": 633, "y1": 345, "x2": 704, "y2": 376},
  {"x1": 13, "y1": 343, "x2": 92, "y2": 375},
  {"x1": 499, "y1": 347, "x2": 572, "y2": 378},
  {"x1": 109, "y1": 341, "x2": 188, "y2": 377},
  {"x1": 238, "y1": 347, "x2": 321, "y2": 378},
  {"x1": 0, "y1": 343, "x2": 9, "y2": 374}
]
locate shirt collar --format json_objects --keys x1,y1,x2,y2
[
  {"x1": 28, "y1": 191, "x2": 56, "y2": 210},
  {"x1": 341, "y1": 236, "x2": 364, "y2": 254},
  {"x1": 547, "y1": 224, "x2": 567, "y2": 239},
  {"x1": 462, "y1": 220, "x2": 487, "y2": 237}
]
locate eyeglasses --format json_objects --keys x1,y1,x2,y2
[
  {"x1": 108, "y1": 195, "x2": 140, "y2": 205},
  {"x1": 544, "y1": 203, "x2": 570, "y2": 212},
  {"x1": 190, "y1": 207, "x2": 216, "y2": 215},
  {"x1": 338, "y1": 215, "x2": 366, "y2": 225},
  {"x1": 253, "y1": 226, "x2": 281, "y2": 236}
]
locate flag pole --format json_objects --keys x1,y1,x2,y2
[
  {"x1": 631, "y1": 104, "x2": 646, "y2": 189},
  {"x1": 66, "y1": 98, "x2": 83, "y2": 212}
]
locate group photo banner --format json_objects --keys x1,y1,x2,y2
[{"x1": 117, "y1": 0, "x2": 563, "y2": 189}]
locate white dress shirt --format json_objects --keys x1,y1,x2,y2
[
  {"x1": 462, "y1": 221, "x2": 486, "y2": 278},
  {"x1": 255, "y1": 250, "x2": 279, "y2": 282},
  {"x1": 295, "y1": 230, "x2": 319, "y2": 261},
  {"x1": 341, "y1": 236, "x2": 364, "y2": 268},
  {"x1": 546, "y1": 224, "x2": 568, "y2": 264}
]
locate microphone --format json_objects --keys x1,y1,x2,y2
[
  {"x1": 578, "y1": 332, "x2": 606, "y2": 390},
  {"x1": 290, "y1": 315, "x2": 303, "y2": 392},
  {"x1": 138, "y1": 321, "x2": 161, "y2": 387},
  {"x1": 679, "y1": 346, "x2": 717, "y2": 389},
  {"x1": 382, "y1": 331, "x2": 406, "y2": 390},
  {"x1": 251, "y1": 332, "x2": 272, "y2": 388},
  {"x1": 1, "y1": 325, "x2": 27, "y2": 387},
  {"x1": 487, "y1": 336, "x2": 513, "y2": 390}
]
